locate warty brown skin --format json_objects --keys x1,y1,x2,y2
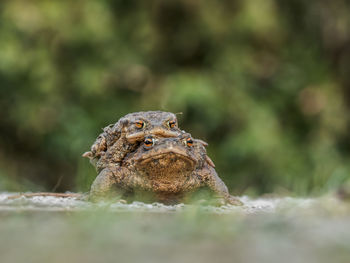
[
  {"x1": 82, "y1": 111, "x2": 182, "y2": 172},
  {"x1": 90, "y1": 133, "x2": 242, "y2": 205}
]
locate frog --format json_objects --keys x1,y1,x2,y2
[
  {"x1": 82, "y1": 111, "x2": 182, "y2": 172},
  {"x1": 89, "y1": 132, "x2": 243, "y2": 205}
]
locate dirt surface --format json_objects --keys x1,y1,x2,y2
[
  {"x1": 1, "y1": 192, "x2": 350, "y2": 263},
  {"x1": 1, "y1": 192, "x2": 314, "y2": 213}
]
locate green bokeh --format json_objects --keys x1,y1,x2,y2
[{"x1": 1, "y1": 0, "x2": 350, "y2": 195}]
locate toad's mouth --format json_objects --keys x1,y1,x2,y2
[
  {"x1": 137, "y1": 153, "x2": 196, "y2": 176},
  {"x1": 135, "y1": 148, "x2": 197, "y2": 168}
]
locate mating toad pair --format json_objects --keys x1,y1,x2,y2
[{"x1": 83, "y1": 111, "x2": 242, "y2": 205}]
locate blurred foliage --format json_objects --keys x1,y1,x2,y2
[{"x1": 1, "y1": 0, "x2": 350, "y2": 195}]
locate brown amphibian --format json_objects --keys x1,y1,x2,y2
[
  {"x1": 82, "y1": 111, "x2": 181, "y2": 172},
  {"x1": 90, "y1": 132, "x2": 242, "y2": 205},
  {"x1": 8, "y1": 111, "x2": 242, "y2": 205},
  {"x1": 6, "y1": 111, "x2": 242, "y2": 205}
]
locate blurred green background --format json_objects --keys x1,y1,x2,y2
[{"x1": 1, "y1": 0, "x2": 350, "y2": 195}]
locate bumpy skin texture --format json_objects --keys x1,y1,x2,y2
[
  {"x1": 90, "y1": 133, "x2": 242, "y2": 205},
  {"x1": 83, "y1": 111, "x2": 181, "y2": 172}
]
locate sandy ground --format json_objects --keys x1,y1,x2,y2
[
  {"x1": 0, "y1": 192, "x2": 316, "y2": 213},
  {"x1": 1, "y1": 192, "x2": 350, "y2": 263}
]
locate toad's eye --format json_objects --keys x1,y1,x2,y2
[
  {"x1": 144, "y1": 138, "x2": 154, "y2": 148},
  {"x1": 135, "y1": 121, "x2": 144, "y2": 129},
  {"x1": 168, "y1": 120, "x2": 176, "y2": 128},
  {"x1": 186, "y1": 138, "x2": 194, "y2": 147}
]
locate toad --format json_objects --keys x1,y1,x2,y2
[
  {"x1": 83, "y1": 111, "x2": 182, "y2": 172},
  {"x1": 90, "y1": 133, "x2": 242, "y2": 205}
]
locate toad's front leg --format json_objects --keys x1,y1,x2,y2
[
  {"x1": 89, "y1": 165, "x2": 132, "y2": 202},
  {"x1": 197, "y1": 165, "x2": 243, "y2": 206}
]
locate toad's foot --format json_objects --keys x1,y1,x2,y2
[{"x1": 225, "y1": 195, "x2": 244, "y2": 206}]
